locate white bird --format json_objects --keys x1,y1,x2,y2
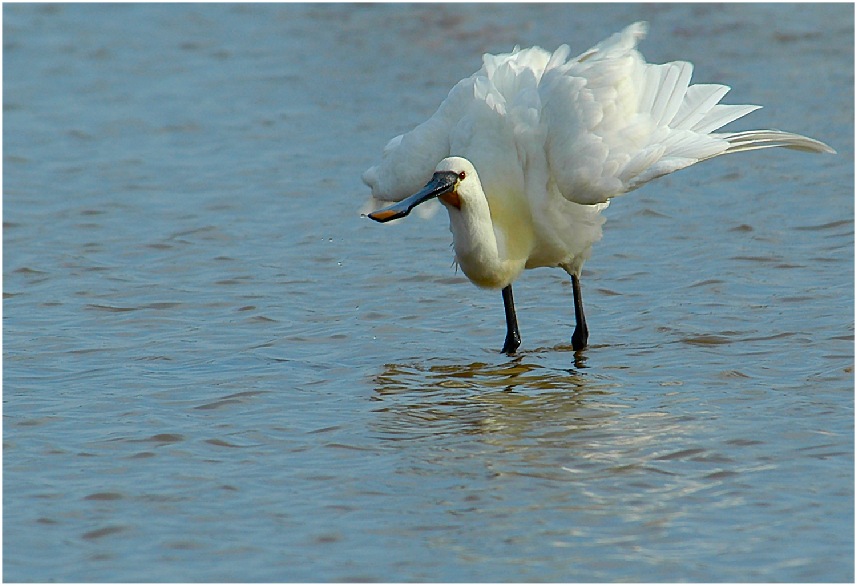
[{"x1": 364, "y1": 22, "x2": 834, "y2": 354}]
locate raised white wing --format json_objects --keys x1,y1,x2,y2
[
  {"x1": 361, "y1": 76, "x2": 476, "y2": 203},
  {"x1": 539, "y1": 21, "x2": 833, "y2": 205},
  {"x1": 363, "y1": 21, "x2": 834, "y2": 207},
  {"x1": 362, "y1": 45, "x2": 553, "y2": 204}
]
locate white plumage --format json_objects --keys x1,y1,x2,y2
[{"x1": 364, "y1": 22, "x2": 834, "y2": 353}]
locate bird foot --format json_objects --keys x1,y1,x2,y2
[
  {"x1": 571, "y1": 326, "x2": 588, "y2": 352},
  {"x1": 501, "y1": 333, "x2": 521, "y2": 354}
]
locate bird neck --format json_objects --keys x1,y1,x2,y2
[{"x1": 444, "y1": 194, "x2": 526, "y2": 289}]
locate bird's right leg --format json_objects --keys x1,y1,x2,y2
[
  {"x1": 501, "y1": 285, "x2": 521, "y2": 354},
  {"x1": 571, "y1": 274, "x2": 589, "y2": 351}
]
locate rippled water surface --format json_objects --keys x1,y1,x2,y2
[{"x1": 4, "y1": 4, "x2": 853, "y2": 582}]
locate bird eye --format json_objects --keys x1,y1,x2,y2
[{"x1": 458, "y1": 171, "x2": 466, "y2": 180}]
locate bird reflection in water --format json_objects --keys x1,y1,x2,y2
[{"x1": 370, "y1": 357, "x2": 621, "y2": 452}]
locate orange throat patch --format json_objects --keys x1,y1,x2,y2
[{"x1": 440, "y1": 190, "x2": 461, "y2": 210}]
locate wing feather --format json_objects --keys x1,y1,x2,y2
[
  {"x1": 539, "y1": 22, "x2": 832, "y2": 204},
  {"x1": 364, "y1": 21, "x2": 834, "y2": 211},
  {"x1": 719, "y1": 130, "x2": 836, "y2": 154}
]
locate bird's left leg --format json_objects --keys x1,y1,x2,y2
[
  {"x1": 501, "y1": 285, "x2": 521, "y2": 354},
  {"x1": 571, "y1": 274, "x2": 588, "y2": 351}
]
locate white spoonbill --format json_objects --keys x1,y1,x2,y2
[{"x1": 364, "y1": 22, "x2": 834, "y2": 354}]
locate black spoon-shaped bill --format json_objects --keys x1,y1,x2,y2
[{"x1": 368, "y1": 171, "x2": 459, "y2": 223}]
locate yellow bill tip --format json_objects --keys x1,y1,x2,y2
[{"x1": 368, "y1": 209, "x2": 401, "y2": 222}]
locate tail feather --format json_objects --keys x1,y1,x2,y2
[{"x1": 719, "y1": 130, "x2": 836, "y2": 155}]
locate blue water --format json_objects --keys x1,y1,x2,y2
[{"x1": 4, "y1": 4, "x2": 853, "y2": 582}]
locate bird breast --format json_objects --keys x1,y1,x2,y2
[{"x1": 443, "y1": 193, "x2": 532, "y2": 289}]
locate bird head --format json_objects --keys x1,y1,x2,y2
[{"x1": 367, "y1": 157, "x2": 479, "y2": 223}]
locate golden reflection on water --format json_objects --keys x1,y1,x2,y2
[{"x1": 370, "y1": 357, "x2": 622, "y2": 447}]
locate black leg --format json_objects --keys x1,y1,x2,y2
[
  {"x1": 571, "y1": 274, "x2": 588, "y2": 351},
  {"x1": 501, "y1": 285, "x2": 521, "y2": 354}
]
